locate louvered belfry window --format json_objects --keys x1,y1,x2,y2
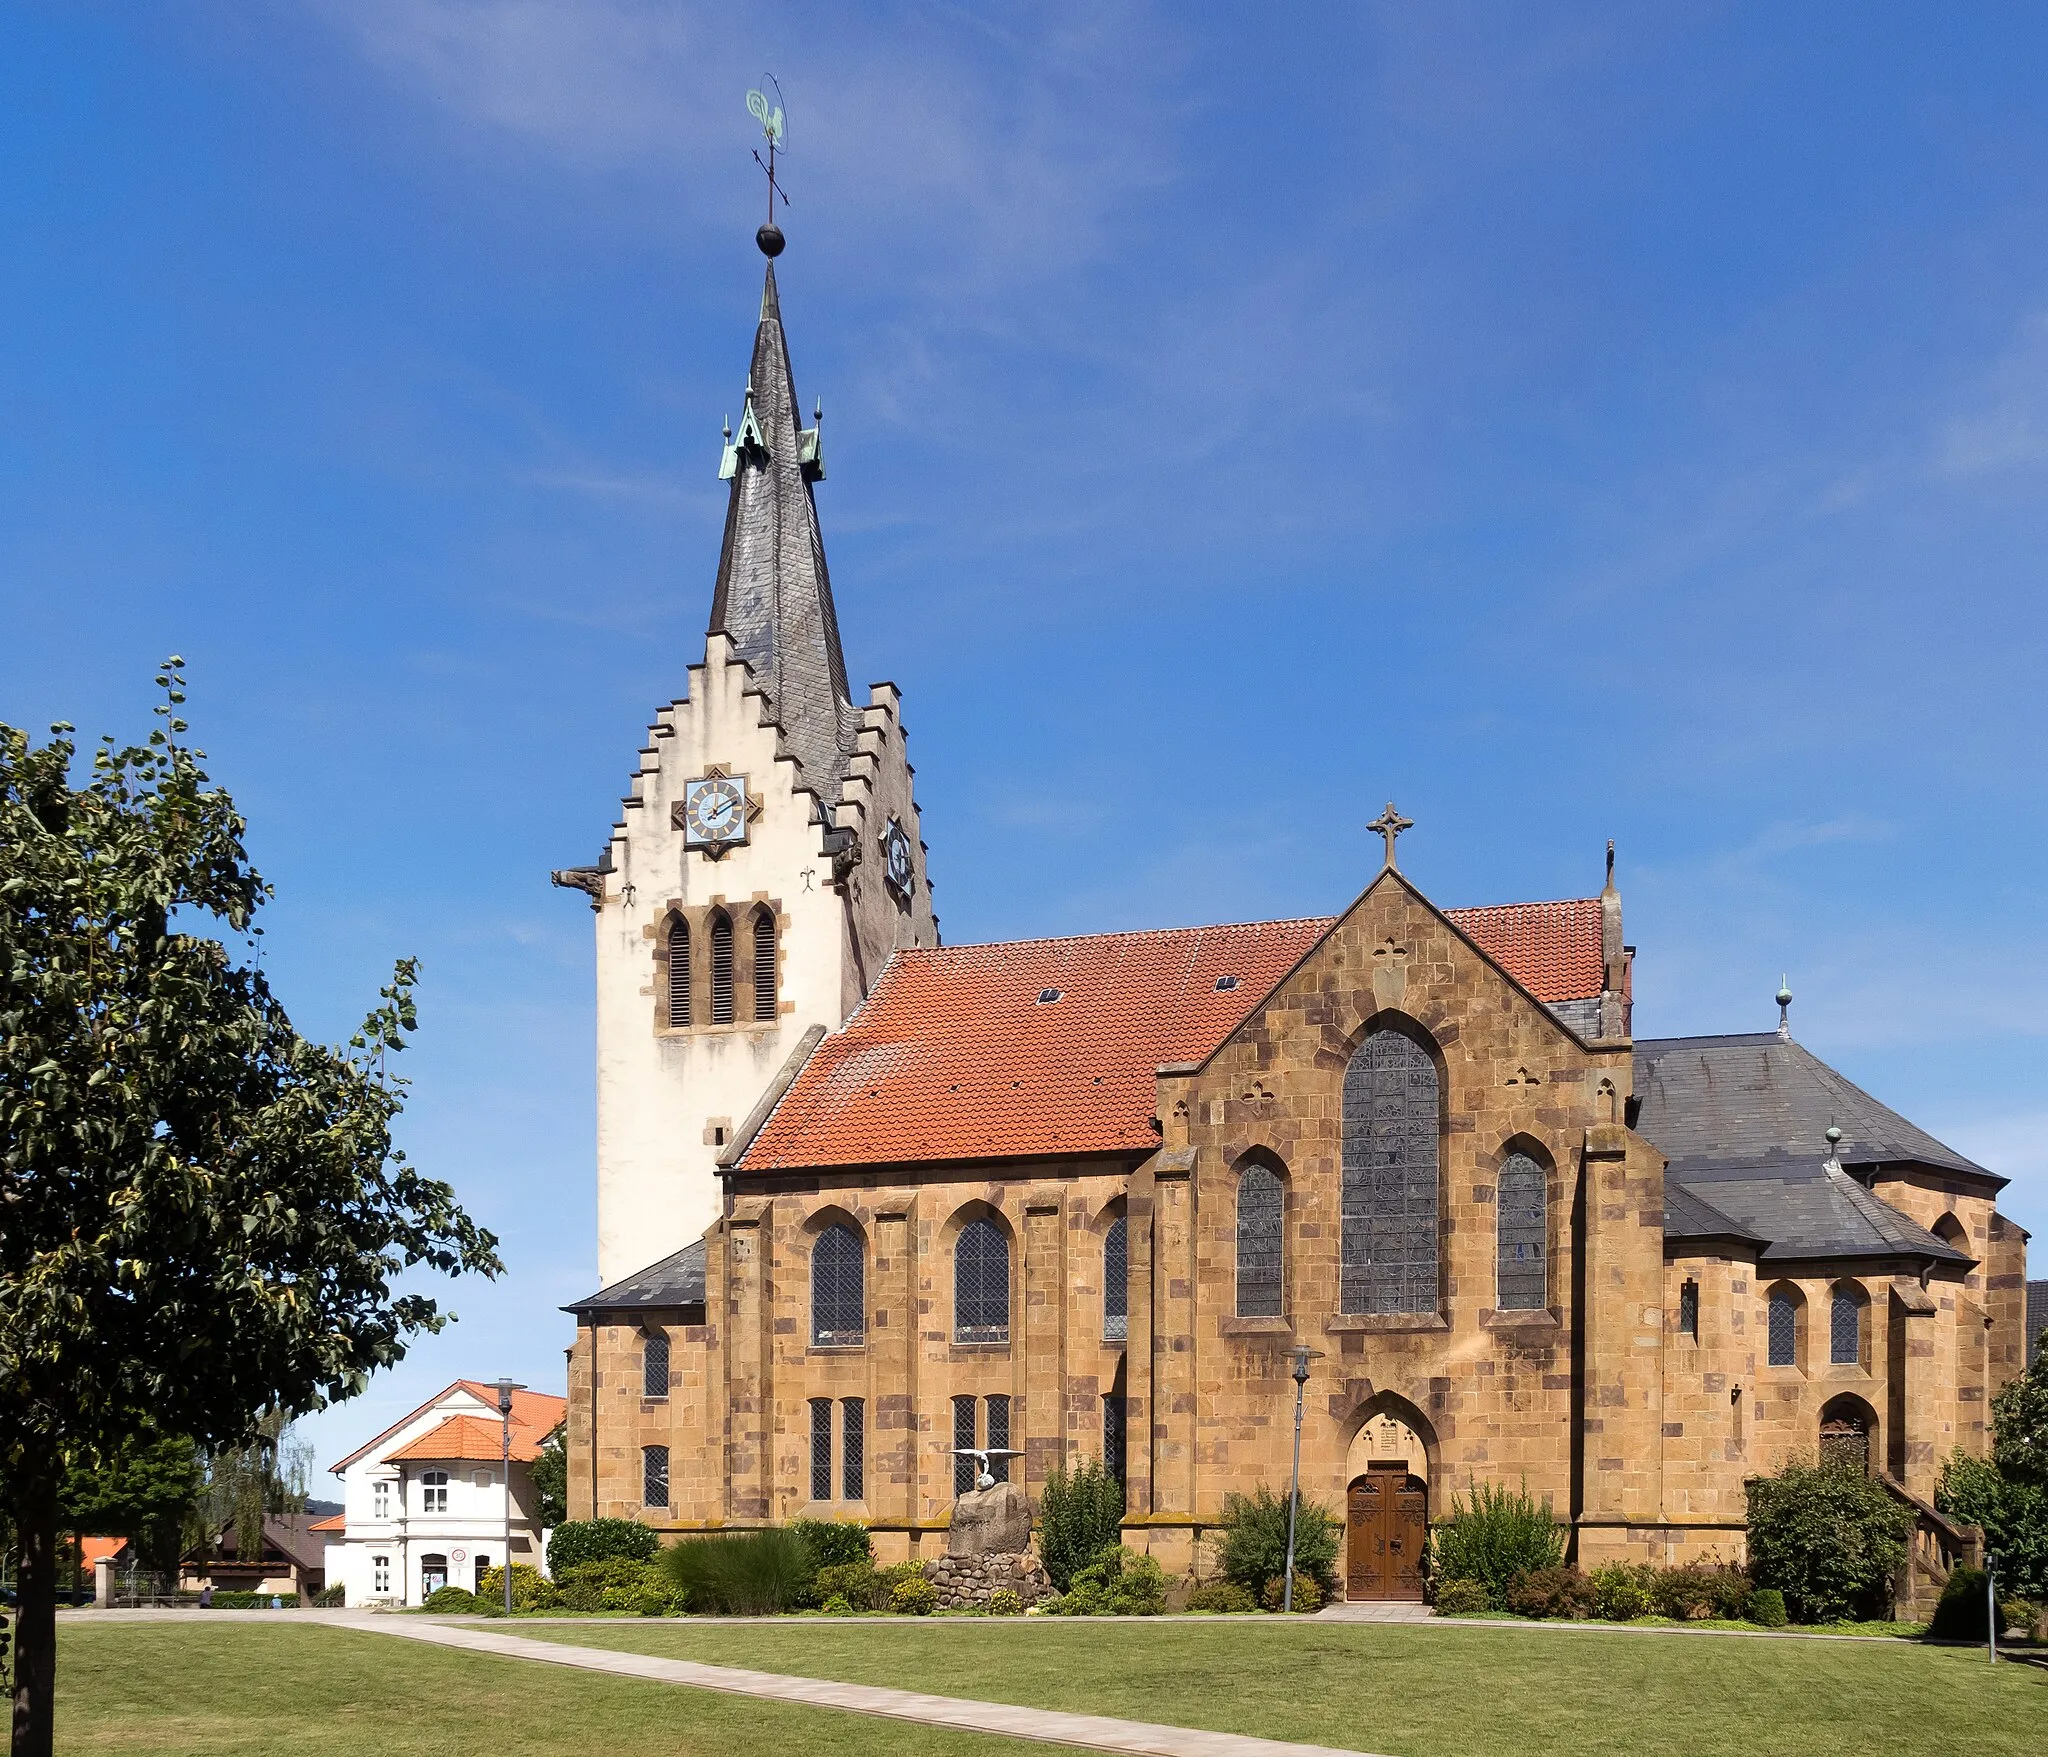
[
  {"x1": 841, "y1": 1398, "x2": 865, "y2": 1501},
  {"x1": 985, "y1": 1395, "x2": 1011, "y2": 1485},
  {"x1": 952, "y1": 1395, "x2": 978, "y2": 1495},
  {"x1": 1236, "y1": 1163, "x2": 1284, "y2": 1318},
  {"x1": 812, "y1": 1224, "x2": 865, "y2": 1347},
  {"x1": 666, "y1": 921, "x2": 691, "y2": 1027},
  {"x1": 1495, "y1": 1151, "x2": 1547, "y2": 1311},
  {"x1": 752, "y1": 909, "x2": 777, "y2": 1020},
  {"x1": 1102, "y1": 1215, "x2": 1128, "y2": 1341},
  {"x1": 1340, "y1": 1030, "x2": 1440, "y2": 1315},
  {"x1": 1768, "y1": 1287, "x2": 1798, "y2": 1366},
  {"x1": 1831, "y1": 1286, "x2": 1862, "y2": 1365},
  {"x1": 955, "y1": 1218, "x2": 1010, "y2": 1343},
  {"x1": 809, "y1": 1398, "x2": 833, "y2": 1501},
  {"x1": 642, "y1": 1332, "x2": 670, "y2": 1399},
  {"x1": 709, "y1": 911, "x2": 734, "y2": 1023}
]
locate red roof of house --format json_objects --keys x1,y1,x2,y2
[
  {"x1": 389, "y1": 1413, "x2": 549, "y2": 1464},
  {"x1": 739, "y1": 899, "x2": 1608, "y2": 1174},
  {"x1": 328, "y1": 1382, "x2": 566, "y2": 1475},
  {"x1": 307, "y1": 1513, "x2": 346, "y2": 1534},
  {"x1": 80, "y1": 1536, "x2": 128, "y2": 1568}
]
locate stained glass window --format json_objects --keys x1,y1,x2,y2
[
  {"x1": 841, "y1": 1398, "x2": 865, "y2": 1501},
  {"x1": 812, "y1": 1224, "x2": 865, "y2": 1346},
  {"x1": 986, "y1": 1395, "x2": 1011, "y2": 1485},
  {"x1": 752, "y1": 909, "x2": 777, "y2": 1020},
  {"x1": 1768, "y1": 1286, "x2": 1798, "y2": 1366},
  {"x1": 1236, "y1": 1163, "x2": 1284, "y2": 1317},
  {"x1": 1341, "y1": 1031, "x2": 1440, "y2": 1315},
  {"x1": 1495, "y1": 1152, "x2": 1547, "y2": 1311},
  {"x1": 1102, "y1": 1215, "x2": 1128, "y2": 1341},
  {"x1": 809, "y1": 1398, "x2": 833, "y2": 1501},
  {"x1": 709, "y1": 911, "x2": 734, "y2": 1024},
  {"x1": 953, "y1": 1395, "x2": 977, "y2": 1495},
  {"x1": 1830, "y1": 1286, "x2": 1862, "y2": 1365},
  {"x1": 642, "y1": 1332, "x2": 669, "y2": 1399},
  {"x1": 666, "y1": 922, "x2": 690, "y2": 1027},
  {"x1": 1103, "y1": 1393, "x2": 1127, "y2": 1484},
  {"x1": 955, "y1": 1218, "x2": 1010, "y2": 1343},
  {"x1": 642, "y1": 1445, "x2": 670, "y2": 1509}
]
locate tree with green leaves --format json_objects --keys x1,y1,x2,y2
[
  {"x1": 57, "y1": 1427, "x2": 203, "y2": 1579},
  {"x1": 1936, "y1": 1333, "x2": 2048, "y2": 1601},
  {"x1": 0, "y1": 665, "x2": 500, "y2": 1756},
  {"x1": 530, "y1": 1422, "x2": 569, "y2": 1531}
]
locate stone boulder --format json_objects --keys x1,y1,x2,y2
[
  {"x1": 927, "y1": 1550, "x2": 1052, "y2": 1611},
  {"x1": 946, "y1": 1481, "x2": 1032, "y2": 1558}
]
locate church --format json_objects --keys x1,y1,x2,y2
[{"x1": 553, "y1": 228, "x2": 2031, "y2": 1605}]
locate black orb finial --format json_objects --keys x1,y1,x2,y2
[{"x1": 756, "y1": 223, "x2": 785, "y2": 258}]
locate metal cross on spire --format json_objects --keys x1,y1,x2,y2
[
  {"x1": 1368, "y1": 801, "x2": 1414, "y2": 869},
  {"x1": 748, "y1": 79, "x2": 789, "y2": 256}
]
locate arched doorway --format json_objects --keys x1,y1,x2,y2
[
  {"x1": 1819, "y1": 1394, "x2": 1874, "y2": 1475},
  {"x1": 1343, "y1": 1404, "x2": 1430, "y2": 1602}
]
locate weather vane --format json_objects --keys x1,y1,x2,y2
[{"x1": 747, "y1": 78, "x2": 789, "y2": 257}]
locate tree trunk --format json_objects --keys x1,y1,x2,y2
[{"x1": 10, "y1": 1477, "x2": 58, "y2": 1757}]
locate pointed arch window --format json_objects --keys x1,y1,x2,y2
[
  {"x1": 812, "y1": 1224, "x2": 865, "y2": 1347},
  {"x1": 709, "y1": 911, "x2": 734, "y2": 1024},
  {"x1": 1495, "y1": 1151, "x2": 1547, "y2": 1311},
  {"x1": 1340, "y1": 1029, "x2": 1440, "y2": 1315},
  {"x1": 752, "y1": 909, "x2": 778, "y2": 1020},
  {"x1": 666, "y1": 921, "x2": 691, "y2": 1028},
  {"x1": 1768, "y1": 1284, "x2": 1800, "y2": 1367},
  {"x1": 955, "y1": 1218, "x2": 1010, "y2": 1344},
  {"x1": 1830, "y1": 1284, "x2": 1865, "y2": 1366},
  {"x1": 1102, "y1": 1214, "x2": 1128, "y2": 1341},
  {"x1": 1235, "y1": 1163, "x2": 1284, "y2": 1318}
]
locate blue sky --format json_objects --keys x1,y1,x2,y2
[{"x1": 4, "y1": 3, "x2": 2044, "y2": 1471}]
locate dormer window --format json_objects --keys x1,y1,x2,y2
[{"x1": 1037, "y1": 988, "x2": 1062, "y2": 1005}]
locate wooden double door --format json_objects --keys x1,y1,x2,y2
[{"x1": 1346, "y1": 1470, "x2": 1427, "y2": 1601}]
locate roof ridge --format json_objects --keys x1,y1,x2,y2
[{"x1": 919, "y1": 916, "x2": 1339, "y2": 955}]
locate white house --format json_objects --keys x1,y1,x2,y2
[{"x1": 321, "y1": 1380, "x2": 565, "y2": 1607}]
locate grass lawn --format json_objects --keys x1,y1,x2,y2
[
  {"x1": 520, "y1": 1618, "x2": 2048, "y2": 1757},
  {"x1": 54, "y1": 1622, "x2": 1032, "y2": 1757}
]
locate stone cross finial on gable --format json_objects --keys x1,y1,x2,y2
[{"x1": 1368, "y1": 801, "x2": 1414, "y2": 869}]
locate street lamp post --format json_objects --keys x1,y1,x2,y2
[
  {"x1": 1986, "y1": 1549, "x2": 1999, "y2": 1665},
  {"x1": 494, "y1": 1378, "x2": 526, "y2": 1616},
  {"x1": 1282, "y1": 1345, "x2": 1324, "y2": 1613}
]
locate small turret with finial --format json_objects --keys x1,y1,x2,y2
[{"x1": 1776, "y1": 977, "x2": 1793, "y2": 1042}]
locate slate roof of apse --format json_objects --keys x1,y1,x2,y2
[
  {"x1": 738, "y1": 900, "x2": 1609, "y2": 1174},
  {"x1": 563, "y1": 1239, "x2": 708, "y2": 1315},
  {"x1": 387, "y1": 1412, "x2": 559, "y2": 1465}
]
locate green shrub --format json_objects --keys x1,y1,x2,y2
[
  {"x1": 548, "y1": 1518, "x2": 659, "y2": 1575},
  {"x1": 986, "y1": 1588, "x2": 1023, "y2": 1616},
  {"x1": 1214, "y1": 1485, "x2": 1340, "y2": 1600},
  {"x1": 1260, "y1": 1572, "x2": 1322, "y2": 1613},
  {"x1": 791, "y1": 1519, "x2": 873, "y2": 1576},
  {"x1": 662, "y1": 1529, "x2": 812, "y2": 1616},
  {"x1": 821, "y1": 1593, "x2": 855, "y2": 1615},
  {"x1": 1925, "y1": 1567, "x2": 2028, "y2": 1643},
  {"x1": 557, "y1": 1555, "x2": 666, "y2": 1612},
  {"x1": 1427, "y1": 1480, "x2": 1566, "y2": 1610},
  {"x1": 1041, "y1": 1545, "x2": 1169, "y2": 1616},
  {"x1": 890, "y1": 1575, "x2": 938, "y2": 1615},
  {"x1": 1185, "y1": 1580, "x2": 1258, "y2": 1614},
  {"x1": 1746, "y1": 1459, "x2": 1912, "y2": 1623},
  {"x1": 310, "y1": 1583, "x2": 345, "y2": 1607},
  {"x1": 814, "y1": 1561, "x2": 887, "y2": 1611},
  {"x1": 422, "y1": 1585, "x2": 482, "y2": 1614},
  {"x1": 1587, "y1": 1563, "x2": 1654, "y2": 1621},
  {"x1": 632, "y1": 1587, "x2": 669, "y2": 1617},
  {"x1": 476, "y1": 1563, "x2": 560, "y2": 1613},
  {"x1": 1507, "y1": 1566, "x2": 1594, "y2": 1620},
  {"x1": 205, "y1": 1591, "x2": 295, "y2": 1609},
  {"x1": 1038, "y1": 1460, "x2": 1127, "y2": 1590},
  {"x1": 1432, "y1": 1578, "x2": 1491, "y2": 1616},
  {"x1": 1652, "y1": 1562, "x2": 1750, "y2": 1621},
  {"x1": 1748, "y1": 1587, "x2": 1787, "y2": 1627},
  {"x1": 1938, "y1": 1449, "x2": 2048, "y2": 1601}
]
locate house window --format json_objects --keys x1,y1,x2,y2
[
  {"x1": 642, "y1": 1445, "x2": 670, "y2": 1509},
  {"x1": 986, "y1": 1395, "x2": 1011, "y2": 1486},
  {"x1": 1236, "y1": 1162, "x2": 1284, "y2": 1318},
  {"x1": 1495, "y1": 1151, "x2": 1547, "y2": 1311},
  {"x1": 810, "y1": 1398, "x2": 833, "y2": 1501},
  {"x1": 952, "y1": 1395, "x2": 978, "y2": 1496},
  {"x1": 1768, "y1": 1286, "x2": 1799, "y2": 1367},
  {"x1": 1831, "y1": 1285, "x2": 1863, "y2": 1366},
  {"x1": 421, "y1": 1470, "x2": 448, "y2": 1513},
  {"x1": 752, "y1": 909, "x2": 778, "y2": 1020},
  {"x1": 373, "y1": 1554, "x2": 391, "y2": 1595},
  {"x1": 955, "y1": 1218, "x2": 1010, "y2": 1343},
  {"x1": 421, "y1": 1553, "x2": 448, "y2": 1596},
  {"x1": 373, "y1": 1480, "x2": 390, "y2": 1519},
  {"x1": 1103, "y1": 1393, "x2": 1127, "y2": 1484},
  {"x1": 1678, "y1": 1280, "x2": 1700, "y2": 1342},
  {"x1": 643, "y1": 1332, "x2": 670, "y2": 1399},
  {"x1": 1102, "y1": 1215, "x2": 1128, "y2": 1342},
  {"x1": 709, "y1": 911, "x2": 734, "y2": 1023},
  {"x1": 666, "y1": 921, "x2": 691, "y2": 1027},
  {"x1": 1340, "y1": 1030, "x2": 1439, "y2": 1315},
  {"x1": 812, "y1": 1224, "x2": 865, "y2": 1346},
  {"x1": 841, "y1": 1398, "x2": 865, "y2": 1501}
]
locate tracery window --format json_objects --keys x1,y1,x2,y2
[
  {"x1": 952, "y1": 1395, "x2": 978, "y2": 1496},
  {"x1": 642, "y1": 1445, "x2": 669, "y2": 1508},
  {"x1": 1102, "y1": 1215, "x2": 1128, "y2": 1341},
  {"x1": 1235, "y1": 1163, "x2": 1284, "y2": 1318},
  {"x1": 812, "y1": 1224, "x2": 865, "y2": 1347},
  {"x1": 708, "y1": 911, "x2": 735, "y2": 1023},
  {"x1": 1340, "y1": 1030, "x2": 1440, "y2": 1315},
  {"x1": 841, "y1": 1398, "x2": 865, "y2": 1501},
  {"x1": 1768, "y1": 1286, "x2": 1799, "y2": 1367},
  {"x1": 809, "y1": 1398, "x2": 833, "y2": 1501},
  {"x1": 752, "y1": 909, "x2": 778, "y2": 1020},
  {"x1": 1830, "y1": 1285, "x2": 1863, "y2": 1366},
  {"x1": 955, "y1": 1217, "x2": 1010, "y2": 1343},
  {"x1": 642, "y1": 1332, "x2": 670, "y2": 1399},
  {"x1": 666, "y1": 921, "x2": 691, "y2": 1027},
  {"x1": 1494, "y1": 1151, "x2": 1547, "y2": 1311}
]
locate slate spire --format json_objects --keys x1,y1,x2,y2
[{"x1": 707, "y1": 257, "x2": 859, "y2": 805}]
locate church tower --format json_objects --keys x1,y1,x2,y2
[{"x1": 555, "y1": 234, "x2": 940, "y2": 1285}]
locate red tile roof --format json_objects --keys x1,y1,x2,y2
[
  {"x1": 79, "y1": 1536, "x2": 128, "y2": 1568},
  {"x1": 387, "y1": 1411, "x2": 561, "y2": 1465},
  {"x1": 307, "y1": 1513, "x2": 346, "y2": 1534},
  {"x1": 740, "y1": 898, "x2": 1608, "y2": 1174},
  {"x1": 327, "y1": 1382, "x2": 566, "y2": 1475}
]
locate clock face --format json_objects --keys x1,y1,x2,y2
[
  {"x1": 881, "y1": 817, "x2": 915, "y2": 900},
  {"x1": 682, "y1": 775, "x2": 749, "y2": 852}
]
